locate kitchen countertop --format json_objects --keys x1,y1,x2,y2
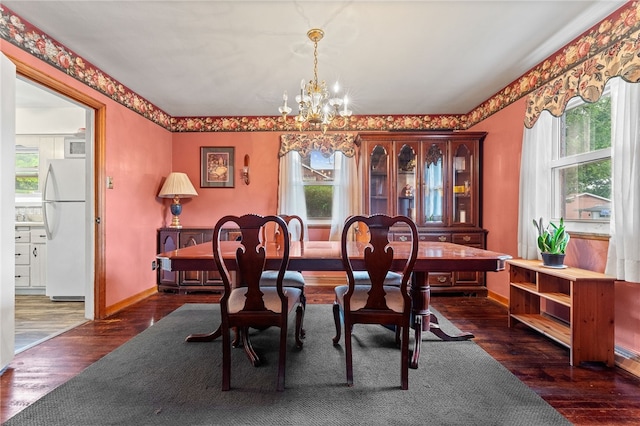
[{"x1": 15, "y1": 222, "x2": 45, "y2": 227}]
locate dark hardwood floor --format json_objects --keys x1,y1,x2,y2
[{"x1": 2, "y1": 287, "x2": 640, "y2": 424}]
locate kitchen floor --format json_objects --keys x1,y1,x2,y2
[{"x1": 14, "y1": 295, "x2": 87, "y2": 353}]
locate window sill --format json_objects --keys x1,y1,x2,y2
[{"x1": 563, "y1": 220, "x2": 610, "y2": 238}]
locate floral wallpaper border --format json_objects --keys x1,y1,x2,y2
[
  {"x1": 279, "y1": 133, "x2": 356, "y2": 158},
  {"x1": 2, "y1": 3, "x2": 639, "y2": 133},
  {"x1": 524, "y1": 4, "x2": 640, "y2": 128}
]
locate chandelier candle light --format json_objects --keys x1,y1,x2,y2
[{"x1": 279, "y1": 28, "x2": 352, "y2": 132}]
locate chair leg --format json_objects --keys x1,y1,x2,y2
[
  {"x1": 277, "y1": 323, "x2": 287, "y2": 392},
  {"x1": 222, "y1": 326, "x2": 231, "y2": 391},
  {"x1": 231, "y1": 326, "x2": 241, "y2": 348},
  {"x1": 345, "y1": 319, "x2": 354, "y2": 387},
  {"x1": 332, "y1": 302, "x2": 342, "y2": 345},
  {"x1": 395, "y1": 326, "x2": 401, "y2": 347},
  {"x1": 241, "y1": 327, "x2": 261, "y2": 367},
  {"x1": 295, "y1": 305, "x2": 304, "y2": 348},
  {"x1": 299, "y1": 291, "x2": 307, "y2": 338},
  {"x1": 401, "y1": 322, "x2": 410, "y2": 390}
]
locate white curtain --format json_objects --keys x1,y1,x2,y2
[
  {"x1": 328, "y1": 152, "x2": 360, "y2": 241},
  {"x1": 517, "y1": 111, "x2": 558, "y2": 259},
  {"x1": 605, "y1": 78, "x2": 640, "y2": 281},
  {"x1": 277, "y1": 151, "x2": 308, "y2": 241}
]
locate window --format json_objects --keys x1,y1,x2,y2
[
  {"x1": 301, "y1": 150, "x2": 336, "y2": 220},
  {"x1": 552, "y1": 86, "x2": 611, "y2": 234},
  {"x1": 15, "y1": 147, "x2": 40, "y2": 195}
]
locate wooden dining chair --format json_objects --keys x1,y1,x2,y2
[
  {"x1": 332, "y1": 214, "x2": 418, "y2": 390},
  {"x1": 260, "y1": 215, "x2": 307, "y2": 312},
  {"x1": 213, "y1": 214, "x2": 305, "y2": 391}
]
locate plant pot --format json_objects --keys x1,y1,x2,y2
[{"x1": 541, "y1": 253, "x2": 565, "y2": 267}]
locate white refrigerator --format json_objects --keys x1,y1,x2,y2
[{"x1": 43, "y1": 159, "x2": 86, "y2": 301}]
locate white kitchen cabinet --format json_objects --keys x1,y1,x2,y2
[
  {"x1": 30, "y1": 228, "x2": 47, "y2": 290},
  {"x1": 14, "y1": 225, "x2": 46, "y2": 295},
  {"x1": 15, "y1": 265, "x2": 30, "y2": 287}
]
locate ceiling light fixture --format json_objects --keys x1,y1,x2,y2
[{"x1": 279, "y1": 28, "x2": 352, "y2": 132}]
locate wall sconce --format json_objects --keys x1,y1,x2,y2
[
  {"x1": 242, "y1": 154, "x2": 250, "y2": 185},
  {"x1": 158, "y1": 172, "x2": 198, "y2": 228}
]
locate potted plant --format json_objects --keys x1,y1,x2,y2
[{"x1": 532, "y1": 217, "x2": 570, "y2": 267}]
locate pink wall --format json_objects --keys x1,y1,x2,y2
[
  {"x1": 105, "y1": 107, "x2": 172, "y2": 305},
  {"x1": 168, "y1": 132, "x2": 281, "y2": 227},
  {"x1": 469, "y1": 98, "x2": 527, "y2": 297},
  {"x1": 2, "y1": 43, "x2": 173, "y2": 309}
]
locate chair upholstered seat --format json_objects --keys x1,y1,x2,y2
[
  {"x1": 352, "y1": 271, "x2": 402, "y2": 286},
  {"x1": 334, "y1": 284, "x2": 406, "y2": 313},
  {"x1": 260, "y1": 270, "x2": 306, "y2": 288},
  {"x1": 228, "y1": 286, "x2": 302, "y2": 314}
]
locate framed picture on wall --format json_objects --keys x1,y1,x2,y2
[{"x1": 200, "y1": 146, "x2": 234, "y2": 188}]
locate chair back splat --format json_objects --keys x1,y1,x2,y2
[
  {"x1": 213, "y1": 214, "x2": 304, "y2": 391},
  {"x1": 332, "y1": 214, "x2": 418, "y2": 390},
  {"x1": 260, "y1": 214, "x2": 308, "y2": 317}
]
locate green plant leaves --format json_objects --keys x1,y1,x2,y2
[{"x1": 533, "y1": 217, "x2": 570, "y2": 254}]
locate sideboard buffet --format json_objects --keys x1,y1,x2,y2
[{"x1": 157, "y1": 227, "x2": 241, "y2": 293}]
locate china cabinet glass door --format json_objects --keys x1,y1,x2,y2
[
  {"x1": 396, "y1": 144, "x2": 417, "y2": 222},
  {"x1": 452, "y1": 142, "x2": 473, "y2": 224},
  {"x1": 368, "y1": 144, "x2": 389, "y2": 215},
  {"x1": 422, "y1": 143, "x2": 445, "y2": 225}
]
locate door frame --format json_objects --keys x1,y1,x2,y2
[{"x1": 9, "y1": 54, "x2": 107, "y2": 319}]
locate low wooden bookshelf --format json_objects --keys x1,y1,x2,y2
[{"x1": 507, "y1": 259, "x2": 615, "y2": 367}]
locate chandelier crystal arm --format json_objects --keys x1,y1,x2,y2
[{"x1": 278, "y1": 28, "x2": 352, "y2": 132}]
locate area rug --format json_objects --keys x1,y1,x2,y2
[{"x1": 4, "y1": 304, "x2": 570, "y2": 425}]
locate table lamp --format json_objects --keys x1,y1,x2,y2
[{"x1": 158, "y1": 172, "x2": 198, "y2": 228}]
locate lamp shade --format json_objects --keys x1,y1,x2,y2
[{"x1": 158, "y1": 172, "x2": 198, "y2": 198}]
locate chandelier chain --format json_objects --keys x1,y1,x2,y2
[{"x1": 313, "y1": 39, "x2": 319, "y2": 90}]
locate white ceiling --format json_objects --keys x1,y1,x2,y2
[{"x1": 7, "y1": 0, "x2": 627, "y2": 117}]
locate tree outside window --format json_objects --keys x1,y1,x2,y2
[
  {"x1": 15, "y1": 150, "x2": 39, "y2": 194},
  {"x1": 302, "y1": 151, "x2": 335, "y2": 220},
  {"x1": 554, "y1": 90, "x2": 612, "y2": 222}
]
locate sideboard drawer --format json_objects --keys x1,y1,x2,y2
[
  {"x1": 418, "y1": 233, "x2": 452, "y2": 243},
  {"x1": 452, "y1": 233, "x2": 484, "y2": 246},
  {"x1": 429, "y1": 272, "x2": 452, "y2": 287}
]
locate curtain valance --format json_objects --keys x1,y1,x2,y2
[
  {"x1": 524, "y1": 25, "x2": 640, "y2": 129},
  {"x1": 279, "y1": 133, "x2": 357, "y2": 158}
]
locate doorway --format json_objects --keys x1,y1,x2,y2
[
  {"x1": 2, "y1": 54, "x2": 107, "y2": 372},
  {"x1": 14, "y1": 77, "x2": 93, "y2": 352}
]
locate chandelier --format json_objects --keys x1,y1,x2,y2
[{"x1": 278, "y1": 28, "x2": 352, "y2": 131}]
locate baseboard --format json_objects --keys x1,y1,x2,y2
[
  {"x1": 105, "y1": 286, "x2": 157, "y2": 317},
  {"x1": 487, "y1": 290, "x2": 508, "y2": 307},
  {"x1": 615, "y1": 346, "x2": 640, "y2": 379},
  {"x1": 302, "y1": 271, "x2": 346, "y2": 286},
  {"x1": 15, "y1": 288, "x2": 46, "y2": 295}
]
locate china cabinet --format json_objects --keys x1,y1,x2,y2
[{"x1": 357, "y1": 131, "x2": 488, "y2": 294}]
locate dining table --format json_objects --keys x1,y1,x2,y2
[{"x1": 156, "y1": 239, "x2": 511, "y2": 369}]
